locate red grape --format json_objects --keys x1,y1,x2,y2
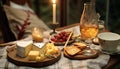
[{"x1": 51, "y1": 31, "x2": 72, "y2": 43}]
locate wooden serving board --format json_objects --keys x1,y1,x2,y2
[
  {"x1": 64, "y1": 49, "x2": 99, "y2": 60},
  {"x1": 7, "y1": 46, "x2": 61, "y2": 67}
]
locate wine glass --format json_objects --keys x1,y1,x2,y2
[
  {"x1": 80, "y1": 24, "x2": 98, "y2": 55},
  {"x1": 80, "y1": 2, "x2": 99, "y2": 55}
]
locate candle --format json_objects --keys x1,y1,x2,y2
[
  {"x1": 52, "y1": 0, "x2": 56, "y2": 24},
  {"x1": 32, "y1": 27, "x2": 43, "y2": 42}
]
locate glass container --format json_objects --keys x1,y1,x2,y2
[{"x1": 80, "y1": 2, "x2": 99, "y2": 55}]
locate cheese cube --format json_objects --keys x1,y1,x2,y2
[
  {"x1": 45, "y1": 43, "x2": 58, "y2": 55},
  {"x1": 46, "y1": 49, "x2": 54, "y2": 55},
  {"x1": 36, "y1": 54, "x2": 45, "y2": 62},
  {"x1": 28, "y1": 51, "x2": 40, "y2": 61}
]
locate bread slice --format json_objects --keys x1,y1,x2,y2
[
  {"x1": 65, "y1": 46, "x2": 81, "y2": 56},
  {"x1": 73, "y1": 42, "x2": 86, "y2": 50}
]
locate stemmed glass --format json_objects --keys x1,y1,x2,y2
[
  {"x1": 80, "y1": 24, "x2": 98, "y2": 55},
  {"x1": 80, "y1": 2, "x2": 99, "y2": 55}
]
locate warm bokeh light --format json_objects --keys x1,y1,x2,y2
[{"x1": 52, "y1": 0, "x2": 56, "y2": 4}]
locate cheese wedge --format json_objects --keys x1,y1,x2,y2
[
  {"x1": 16, "y1": 41, "x2": 33, "y2": 57},
  {"x1": 32, "y1": 43, "x2": 46, "y2": 54}
]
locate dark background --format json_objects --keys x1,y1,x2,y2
[
  {"x1": 0, "y1": 0, "x2": 120, "y2": 42},
  {"x1": 31, "y1": 0, "x2": 120, "y2": 34}
]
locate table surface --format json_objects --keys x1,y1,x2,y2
[
  {"x1": 0, "y1": 23, "x2": 120, "y2": 69},
  {"x1": 57, "y1": 23, "x2": 120, "y2": 69}
]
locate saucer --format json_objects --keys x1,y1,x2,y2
[{"x1": 100, "y1": 49, "x2": 120, "y2": 55}]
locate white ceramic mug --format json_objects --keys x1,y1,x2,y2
[{"x1": 98, "y1": 32, "x2": 120, "y2": 54}]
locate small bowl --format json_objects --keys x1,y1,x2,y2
[{"x1": 49, "y1": 34, "x2": 75, "y2": 46}]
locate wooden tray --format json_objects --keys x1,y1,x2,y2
[
  {"x1": 7, "y1": 46, "x2": 61, "y2": 68},
  {"x1": 64, "y1": 49, "x2": 99, "y2": 60}
]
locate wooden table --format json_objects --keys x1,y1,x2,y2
[
  {"x1": 0, "y1": 23, "x2": 120, "y2": 69},
  {"x1": 57, "y1": 23, "x2": 120, "y2": 69},
  {"x1": 103, "y1": 55, "x2": 120, "y2": 69}
]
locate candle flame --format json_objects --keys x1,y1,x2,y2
[{"x1": 52, "y1": 0, "x2": 56, "y2": 4}]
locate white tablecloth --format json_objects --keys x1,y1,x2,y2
[{"x1": 0, "y1": 26, "x2": 110, "y2": 69}]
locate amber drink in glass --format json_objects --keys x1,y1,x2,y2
[
  {"x1": 80, "y1": 2, "x2": 99, "y2": 55},
  {"x1": 80, "y1": 24, "x2": 98, "y2": 40}
]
